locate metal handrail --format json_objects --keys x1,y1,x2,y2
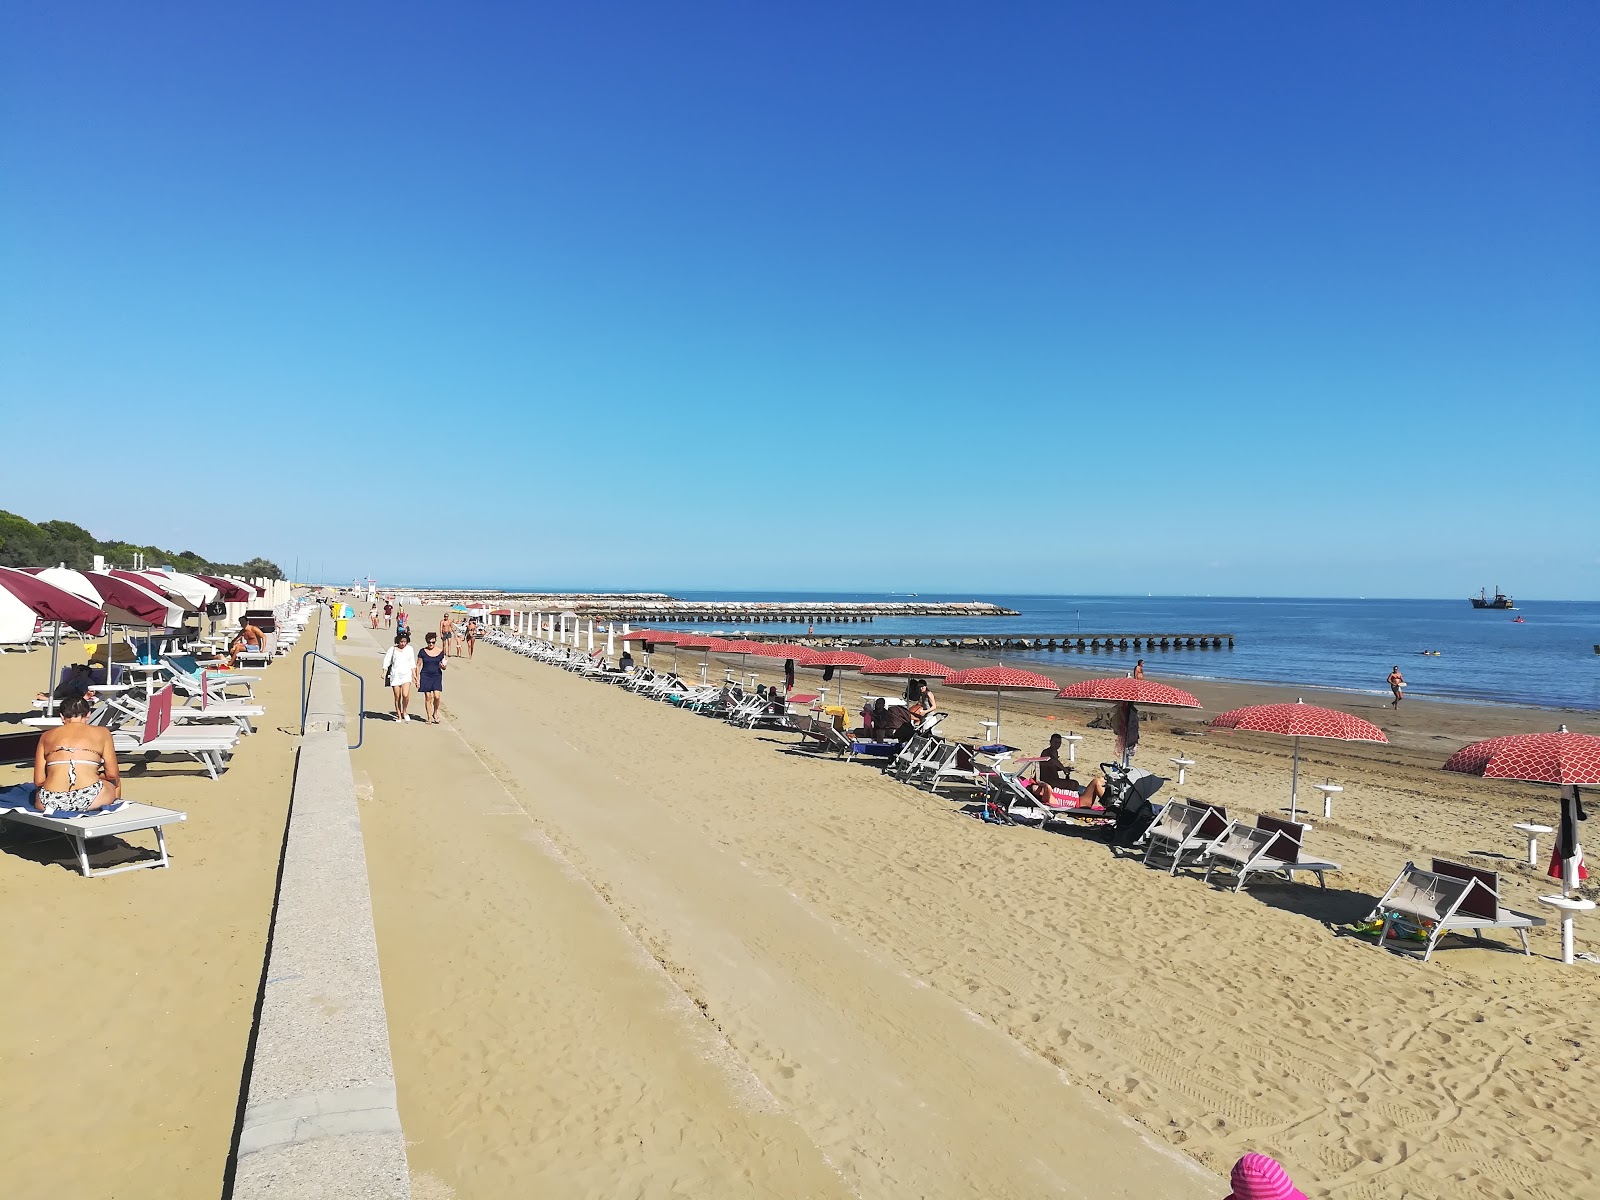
[{"x1": 300, "y1": 651, "x2": 364, "y2": 750}]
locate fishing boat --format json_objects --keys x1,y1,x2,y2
[{"x1": 1470, "y1": 586, "x2": 1514, "y2": 610}]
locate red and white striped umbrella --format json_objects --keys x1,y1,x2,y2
[
  {"x1": 1054, "y1": 677, "x2": 1202, "y2": 709},
  {"x1": 1443, "y1": 731, "x2": 1600, "y2": 889},
  {"x1": 858, "y1": 656, "x2": 956, "y2": 680},
  {"x1": 1210, "y1": 699, "x2": 1388, "y2": 821},
  {"x1": 943, "y1": 666, "x2": 1062, "y2": 742}
]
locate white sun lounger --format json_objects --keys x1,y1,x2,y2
[
  {"x1": 1202, "y1": 815, "x2": 1341, "y2": 892},
  {"x1": 1143, "y1": 801, "x2": 1229, "y2": 875},
  {"x1": 1367, "y1": 859, "x2": 1546, "y2": 961},
  {"x1": 0, "y1": 800, "x2": 186, "y2": 877}
]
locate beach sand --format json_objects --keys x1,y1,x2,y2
[
  {"x1": 0, "y1": 615, "x2": 315, "y2": 1200},
  {"x1": 3, "y1": 605, "x2": 1597, "y2": 1198},
  {"x1": 346, "y1": 611, "x2": 1598, "y2": 1199}
]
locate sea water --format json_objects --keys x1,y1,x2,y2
[{"x1": 643, "y1": 592, "x2": 1600, "y2": 712}]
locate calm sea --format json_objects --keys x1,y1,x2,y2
[{"x1": 634, "y1": 592, "x2": 1599, "y2": 712}]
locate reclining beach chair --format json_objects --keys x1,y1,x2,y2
[
  {"x1": 925, "y1": 742, "x2": 988, "y2": 796},
  {"x1": 994, "y1": 769, "x2": 1112, "y2": 828},
  {"x1": 163, "y1": 656, "x2": 260, "y2": 700},
  {"x1": 0, "y1": 790, "x2": 186, "y2": 877},
  {"x1": 1366, "y1": 859, "x2": 1546, "y2": 961},
  {"x1": 1142, "y1": 801, "x2": 1228, "y2": 875},
  {"x1": 1202, "y1": 815, "x2": 1341, "y2": 892},
  {"x1": 111, "y1": 685, "x2": 239, "y2": 780}
]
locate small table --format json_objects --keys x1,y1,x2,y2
[
  {"x1": 121, "y1": 662, "x2": 169, "y2": 698},
  {"x1": 1313, "y1": 783, "x2": 1344, "y2": 819},
  {"x1": 1169, "y1": 757, "x2": 1196, "y2": 786},
  {"x1": 1538, "y1": 895, "x2": 1596, "y2": 965},
  {"x1": 1061, "y1": 733, "x2": 1083, "y2": 763},
  {"x1": 1513, "y1": 822, "x2": 1554, "y2": 867},
  {"x1": 980, "y1": 720, "x2": 1000, "y2": 744}
]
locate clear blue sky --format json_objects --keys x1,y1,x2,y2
[{"x1": 3, "y1": 3, "x2": 1595, "y2": 597}]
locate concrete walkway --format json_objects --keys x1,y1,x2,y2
[{"x1": 230, "y1": 615, "x2": 410, "y2": 1199}]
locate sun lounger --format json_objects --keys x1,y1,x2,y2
[
  {"x1": 926, "y1": 742, "x2": 987, "y2": 795},
  {"x1": 991, "y1": 769, "x2": 1111, "y2": 827},
  {"x1": 0, "y1": 795, "x2": 186, "y2": 877},
  {"x1": 1202, "y1": 815, "x2": 1341, "y2": 892},
  {"x1": 1142, "y1": 801, "x2": 1229, "y2": 875},
  {"x1": 1366, "y1": 859, "x2": 1546, "y2": 961}
]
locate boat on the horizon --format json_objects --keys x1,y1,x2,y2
[{"x1": 1470, "y1": 586, "x2": 1514, "y2": 610}]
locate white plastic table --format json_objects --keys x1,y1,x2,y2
[
  {"x1": 1169, "y1": 757, "x2": 1195, "y2": 785},
  {"x1": 1061, "y1": 733, "x2": 1083, "y2": 763},
  {"x1": 1513, "y1": 822, "x2": 1554, "y2": 867},
  {"x1": 120, "y1": 662, "x2": 169, "y2": 698},
  {"x1": 1313, "y1": 782, "x2": 1344, "y2": 819},
  {"x1": 1538, "y1": 895, "x2": 1596, "y2": 965}
]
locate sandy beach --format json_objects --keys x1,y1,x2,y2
[
  {"x1": 349, "y1": 609, "x2": 1596, "y2": 1199},
  {"x1": 0, "y1": 615, "x2": 315, "y2": 1199},
  {"x1": 4, "y1": 605, "x2": 1596, "y2": 1199}
]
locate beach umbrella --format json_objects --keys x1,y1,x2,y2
[
  {"x1": 813, "y1": 650, "x2": 895, "y2": 711},
  {"x1": 54, "y1": 569, "x2": 185, "y2": 688},
  {"x1": 1209, "y1": 699, "x2": 1388, "y2": 822},
  {"x1": 1443, "y1": 731, "x2": 1600, "y2": 891},
  {"x1": 1055, "y1": 677, "x2": 1203, "y2": 767},
  {"x1": 859, "y1": 656, "x2": 956, "y2": 680},
  {"x1": 717, "y1": 639, "x2": 770, "y2": 676},
  {"x1": 943, "y1": 666, "x2": 1063, "y2": 744},
  {"x1": 194, "y1": 574, "x2": 253, "y2": 603},
  {"x1": 751, "y1": 642, "x2": 823, "y2": 665},
  {"x1": 132, "y1": 570, "x2": 219, "y2": 609},
  {"x1": 0, "y1": 566, "x2": 108, "y2": 716}
]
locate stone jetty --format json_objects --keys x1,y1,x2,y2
[{"x1": 409, "y1": 592, "x2": 1019, "y2": 623}]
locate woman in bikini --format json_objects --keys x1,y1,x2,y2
[{"x1": 32, "y1": 696, "x2": 121, "y2": 812}]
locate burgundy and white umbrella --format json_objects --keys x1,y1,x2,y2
[
  {"x1": 943, "y1": 665, "x2": 1062, "y2": 743},
  {"x1": 0, "y1": 566, "x2": 107, "y2": 715},
  {"x1": 1055, "y1": 676, "x2": 1203, "y2": 766},
  {"x1": 1443, "y1": 731, "x2": 1600, "y2": 890},
  {"x1": 1210, "y1": 699, "x2": 1388, "y2": 821},
  {"x1": 195, "y1": 574, "x2": 253, "y2": 603},
  {"x1": 108, "y1": 569, "x2": 199, "y2": 611}
]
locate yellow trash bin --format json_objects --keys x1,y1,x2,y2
[{"x1": 334, "y1": 617, "x2": 349, "y2": 640}]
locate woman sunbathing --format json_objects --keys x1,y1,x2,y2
[{"x1": 33, "y1": 696, "x2": 121, "y2": 812}]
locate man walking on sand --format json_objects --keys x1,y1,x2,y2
[{"x1": 1388, "y1": 665, "x2": 1405, "y2": 708}]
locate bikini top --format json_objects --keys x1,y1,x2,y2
[{"x1": 46, "y1": 745, "x2": 104, "y2": 788}]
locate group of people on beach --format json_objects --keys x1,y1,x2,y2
[{"x1": 380, "y1": 613, "x2": 481, "y2": 723}]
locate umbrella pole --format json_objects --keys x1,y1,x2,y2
[
  {"x1": 995, "y1": 690, "x2": 1002, "y2": 744},
  {"x1": 1290, "y1": 736, "x2": 1301, "y2": 822},
  {"x1": 45, "y1": 622, "x2": 62, "y2": 716},
  {"x1": 1562, "y1": 787, "x2": 1582, "y2": 896}
]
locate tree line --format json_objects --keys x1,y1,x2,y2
[{"x1": 0, "y1": 509, "x2": 284, "y2": 581}]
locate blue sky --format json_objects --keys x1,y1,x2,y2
[{"x1": 3, "y1": 3, "x2": 1595, "y2": 597}]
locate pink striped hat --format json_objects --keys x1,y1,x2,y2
[{"x1": 1225, "y1": 1153, "x2": 1308, "y2": 1200}]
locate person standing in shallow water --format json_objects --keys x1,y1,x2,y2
[{"x1": 416, "y1": 632, "x2": 447, "y2": 724}]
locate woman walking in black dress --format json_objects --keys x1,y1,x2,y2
[{"x1": 417, "y1": 632, "x2": 448, "y2": 724}]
